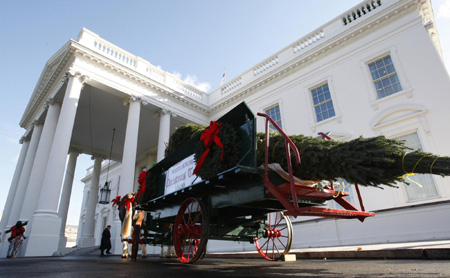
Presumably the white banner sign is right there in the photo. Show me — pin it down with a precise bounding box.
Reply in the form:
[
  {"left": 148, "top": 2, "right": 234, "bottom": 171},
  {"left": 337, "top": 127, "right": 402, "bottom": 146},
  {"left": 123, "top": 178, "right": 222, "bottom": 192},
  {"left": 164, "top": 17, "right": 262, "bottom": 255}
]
[{"left": 164, "top": 154, "right": 202, "bottom": 195}]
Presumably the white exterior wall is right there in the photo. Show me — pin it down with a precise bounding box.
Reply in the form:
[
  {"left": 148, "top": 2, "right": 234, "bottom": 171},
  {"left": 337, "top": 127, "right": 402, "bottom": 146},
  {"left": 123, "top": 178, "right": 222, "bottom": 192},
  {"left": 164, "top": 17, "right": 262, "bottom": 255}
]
[{"left": 204, "top": 0, "right": 450, "bottom": 251}]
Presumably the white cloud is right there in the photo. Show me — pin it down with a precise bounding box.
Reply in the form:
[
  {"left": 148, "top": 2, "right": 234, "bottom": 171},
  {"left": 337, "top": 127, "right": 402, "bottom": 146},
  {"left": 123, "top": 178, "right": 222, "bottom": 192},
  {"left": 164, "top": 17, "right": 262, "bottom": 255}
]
[
  {"left": 172, "top": 71, "right": 211, "bottom": 92},
  {"left": 438, "top": 0, "right": 450, "bottom": 19}
]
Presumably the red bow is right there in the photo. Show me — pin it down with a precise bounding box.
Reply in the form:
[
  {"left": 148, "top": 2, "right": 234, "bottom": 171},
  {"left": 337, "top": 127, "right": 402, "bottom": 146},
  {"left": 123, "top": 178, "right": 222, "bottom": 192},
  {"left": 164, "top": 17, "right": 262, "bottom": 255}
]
[
  {"left": 137, "top": 170, "right": 147, "bottom": 201},
  {"left": 122, "top": 196, "right": 135, "bottom": 210},
  {"left": 193, "top": 121, "right": 224, "bottom": 175},
  {"left": 111, "top": 196, "right": 121, "bottom": 207}
]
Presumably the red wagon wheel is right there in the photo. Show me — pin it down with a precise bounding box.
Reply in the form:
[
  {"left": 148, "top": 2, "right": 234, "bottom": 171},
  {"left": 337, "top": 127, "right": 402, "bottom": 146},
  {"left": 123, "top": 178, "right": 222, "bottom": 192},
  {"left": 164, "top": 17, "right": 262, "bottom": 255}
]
[
  {"left": 173, "top": 198, "right": 209, "bottom": 264},
  {"left": 254, "top": 211, "right": 293, "bottom": 261}
]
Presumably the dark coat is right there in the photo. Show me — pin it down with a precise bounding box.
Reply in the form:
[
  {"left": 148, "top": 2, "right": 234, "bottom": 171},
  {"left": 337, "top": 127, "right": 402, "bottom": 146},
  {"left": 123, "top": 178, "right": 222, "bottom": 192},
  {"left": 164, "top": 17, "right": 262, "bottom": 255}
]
[{"left": 100, "top": 228, "right": 111, "bottom": 251}]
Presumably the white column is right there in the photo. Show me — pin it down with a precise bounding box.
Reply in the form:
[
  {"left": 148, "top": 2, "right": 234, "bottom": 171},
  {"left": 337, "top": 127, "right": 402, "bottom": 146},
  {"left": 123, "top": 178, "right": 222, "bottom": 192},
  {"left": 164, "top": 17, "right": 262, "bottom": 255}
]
[
  {"left": 156, "top": 109, "right": 171, "bottom": 162},
  {"left": 119, "top": 96, "right": 141, "bottom": 196},
  {"left": 112, "top": 95, "right": 141, "bottom": 254},
  {"left": 0, "top": 138, "right": 29, "bottom": 245},
  {"left": 25, "top": 70, "right": 88, "bottom": 257},
  {"left": 20, "top": 99, "right": 61, "bottom": 221},
  {"left": 57, "top": 150, "right": 79, "bottom": 251},
  {"left": 80, "top": 156, "right": 103, "bottom": 247},
  {"left": 76, "top": 184, "right": 90, "bottom": 247},
  {"left": 8, "top": 122, "right": 43, "bottom": 227},
  {"left": 94, "top": 211, "right": 104, "bottom": 246}
]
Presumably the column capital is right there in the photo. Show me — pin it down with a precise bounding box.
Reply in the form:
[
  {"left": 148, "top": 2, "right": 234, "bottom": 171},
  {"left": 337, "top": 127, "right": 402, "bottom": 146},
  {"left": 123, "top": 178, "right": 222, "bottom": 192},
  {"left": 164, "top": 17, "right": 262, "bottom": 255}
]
[
  {"left": 123, "top": 95, "right": 141, "bottom": 106},
  {"left": 68, "top": 147, "right": 82, "bottom": 156},
  {"left": 32, "top": 119, "right": 45, "bottom": 127},
  {"left": 91, "top": 153, "right": 106, "bottom": 160},
  {"left": 66, "top": 68, "right": 90, "bottom": 87},
  {"left": 19, "top": 136, "right": 29, "bottom": 144},
  {"left": 45, "top": 98, "right": 62, "bottom": 106},
  {"left": 155, "top": 108, "right": 171, "bottom": 117}
]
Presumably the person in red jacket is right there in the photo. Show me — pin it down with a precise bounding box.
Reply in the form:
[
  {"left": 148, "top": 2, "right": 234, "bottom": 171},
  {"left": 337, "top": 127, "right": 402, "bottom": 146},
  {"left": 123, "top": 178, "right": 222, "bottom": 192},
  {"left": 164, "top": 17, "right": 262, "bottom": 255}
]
[{"left": 7, "top": 221, "right": 26, "bottom": 258}]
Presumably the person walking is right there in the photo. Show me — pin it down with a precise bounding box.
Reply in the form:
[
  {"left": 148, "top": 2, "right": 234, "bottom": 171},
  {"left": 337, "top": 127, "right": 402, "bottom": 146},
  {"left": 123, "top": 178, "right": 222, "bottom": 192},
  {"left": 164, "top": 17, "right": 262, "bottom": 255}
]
[
  {"left": 100, "top": 225, "right": 112, "bottom": 256},
  {"left": 6, "top": 221, "right": 27, "bottom": 258}
]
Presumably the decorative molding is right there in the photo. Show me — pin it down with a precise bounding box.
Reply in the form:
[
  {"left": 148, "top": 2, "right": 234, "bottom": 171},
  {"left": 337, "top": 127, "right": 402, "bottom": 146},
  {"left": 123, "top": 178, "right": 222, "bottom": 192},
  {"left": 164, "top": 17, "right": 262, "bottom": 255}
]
[
  {"left": 73, "top": 48, "right": 208, "bottom": 113},
  {"left": 370, "top": 104, "right": 427, "bottom": 130},
  {"left": 20, "top": 42, "right": 74, "bottom": 128}
]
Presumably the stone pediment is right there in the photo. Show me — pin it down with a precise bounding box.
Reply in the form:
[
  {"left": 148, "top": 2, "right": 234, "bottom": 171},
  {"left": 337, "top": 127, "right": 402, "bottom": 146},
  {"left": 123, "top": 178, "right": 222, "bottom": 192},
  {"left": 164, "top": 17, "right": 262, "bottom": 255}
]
[
  {"left": 20, "top": 41, "right": 74, "bottom": 128},
  {"left": 371, "top": 104, "right": 427, "bottom": 130}
]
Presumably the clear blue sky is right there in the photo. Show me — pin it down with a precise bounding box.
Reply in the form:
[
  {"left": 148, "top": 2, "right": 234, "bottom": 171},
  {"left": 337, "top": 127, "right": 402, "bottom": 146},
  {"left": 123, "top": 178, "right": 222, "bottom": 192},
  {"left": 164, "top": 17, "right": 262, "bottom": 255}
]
[{"left": 1, "top": 0, "right": 449, "bottom": 225}]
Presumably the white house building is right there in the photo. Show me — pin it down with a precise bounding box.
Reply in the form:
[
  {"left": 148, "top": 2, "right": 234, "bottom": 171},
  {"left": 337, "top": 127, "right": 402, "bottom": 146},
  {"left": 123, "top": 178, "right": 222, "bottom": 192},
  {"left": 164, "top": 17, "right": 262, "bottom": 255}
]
[{"left": 1, "top": 0, "right": 450, "bottom": 257}]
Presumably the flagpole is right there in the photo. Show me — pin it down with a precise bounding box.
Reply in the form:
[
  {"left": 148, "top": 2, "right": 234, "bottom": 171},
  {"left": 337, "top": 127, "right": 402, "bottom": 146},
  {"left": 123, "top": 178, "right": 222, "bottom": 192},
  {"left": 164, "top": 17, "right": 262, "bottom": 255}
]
[{"left": 220, "top": 67, "right": 226, "bottom": 86}]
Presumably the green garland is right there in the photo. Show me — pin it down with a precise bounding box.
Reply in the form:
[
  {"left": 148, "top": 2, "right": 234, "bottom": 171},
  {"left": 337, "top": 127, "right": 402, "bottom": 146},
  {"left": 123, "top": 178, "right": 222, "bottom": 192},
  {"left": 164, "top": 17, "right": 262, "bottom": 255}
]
[{"left": 165, "top": 124, "right": 206, "bottom": 157}]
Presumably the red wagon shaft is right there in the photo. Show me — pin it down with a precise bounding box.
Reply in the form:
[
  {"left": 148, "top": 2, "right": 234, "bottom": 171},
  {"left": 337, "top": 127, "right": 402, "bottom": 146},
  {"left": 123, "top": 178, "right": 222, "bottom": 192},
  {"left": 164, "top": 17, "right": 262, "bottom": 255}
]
[{"left": 257, "top": 112, "right": 374, "bottom": 221}]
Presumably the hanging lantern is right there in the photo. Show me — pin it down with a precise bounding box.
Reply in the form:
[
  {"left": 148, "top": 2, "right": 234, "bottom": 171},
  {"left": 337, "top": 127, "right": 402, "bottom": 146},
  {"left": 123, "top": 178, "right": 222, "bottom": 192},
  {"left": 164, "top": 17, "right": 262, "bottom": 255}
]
[
  {"left": 99, "top": 181, "right": 111, "bottom": 204},
  {"left": 99, "top": 128, "right": 116, "bottom": 205}
]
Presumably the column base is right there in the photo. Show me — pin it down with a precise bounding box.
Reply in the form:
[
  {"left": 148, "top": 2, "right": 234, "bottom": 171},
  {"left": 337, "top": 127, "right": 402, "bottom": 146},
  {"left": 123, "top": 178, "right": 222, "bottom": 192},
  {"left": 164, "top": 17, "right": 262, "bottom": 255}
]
[
  {"left": 111, "top": 220, "right": 123, "bottom": 255},
  {"left": 0, "top": 242, "right": 8, "bottom": 258},
  {"left": 24, "top": 213, "right": 62, "bottom": 257},
  {"left": 58, "top": 235, "right": 68, "bottom": 251},
  {"left": 79, "top": 236, "right": 95, "bottom": 248}
]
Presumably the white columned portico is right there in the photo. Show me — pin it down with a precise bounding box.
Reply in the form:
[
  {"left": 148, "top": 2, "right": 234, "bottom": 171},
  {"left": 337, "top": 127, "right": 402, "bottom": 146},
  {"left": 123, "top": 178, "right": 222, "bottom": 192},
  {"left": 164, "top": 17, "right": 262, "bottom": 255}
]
[
  {"left": 112, "top": 95, "right": 141, "bottom": 254},
  {"left": 79, "top": 155, "right": 103, "bottom": 247},
  {"left": 20, "top": 99, "right": 62, "bottom": 222},
  {"left": 25, "top": 70, "right": 88, "bottom": 257},
  {"left": 156, "top": 109, "right": 171, "bottom": 162},
  {"left": 57, "top": 150, "right": 79, "bottom": 251},
  {"left": 0, "top": 138, "right": 30, "bottom": 255},
  {"left": 7, "top": 122, "right": 43, "bottom": 227}
]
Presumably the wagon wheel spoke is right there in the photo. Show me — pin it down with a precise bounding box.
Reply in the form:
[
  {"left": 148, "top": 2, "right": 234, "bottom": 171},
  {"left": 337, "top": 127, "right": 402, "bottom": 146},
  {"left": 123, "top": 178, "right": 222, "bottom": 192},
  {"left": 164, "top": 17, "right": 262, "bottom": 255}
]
[{"left": 254, "top": 212, "right": 293, "bottom": 261}]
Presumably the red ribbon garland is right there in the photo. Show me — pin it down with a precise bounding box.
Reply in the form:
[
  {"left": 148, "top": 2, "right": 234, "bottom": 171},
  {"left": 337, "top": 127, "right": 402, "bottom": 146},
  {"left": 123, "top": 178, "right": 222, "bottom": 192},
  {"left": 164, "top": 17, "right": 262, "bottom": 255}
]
[
  {"left": 137, "top": 170, "right": 147, "bottom": 201},
  {"left": 111, "top": 196, "right": 121, "bottom": 207},
  {"left": 193, "top": 121, "right": 224, "bottom": 175},
  {"left": 122, "top": 196, "right": 135, "bottom": 210}
]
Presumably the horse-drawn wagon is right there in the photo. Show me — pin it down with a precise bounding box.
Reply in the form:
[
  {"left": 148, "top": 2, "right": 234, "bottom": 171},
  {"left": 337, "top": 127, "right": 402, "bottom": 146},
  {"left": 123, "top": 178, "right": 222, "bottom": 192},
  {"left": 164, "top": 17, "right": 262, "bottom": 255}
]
[{"left": 132, "top": 102, "right": 374, "bottom": 263}]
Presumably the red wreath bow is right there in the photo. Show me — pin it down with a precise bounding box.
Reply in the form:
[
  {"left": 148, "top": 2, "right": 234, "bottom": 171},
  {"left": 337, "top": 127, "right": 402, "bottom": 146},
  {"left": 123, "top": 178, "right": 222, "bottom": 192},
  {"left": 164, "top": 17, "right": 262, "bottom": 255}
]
[
  {"left": 111, "top": 196, "right": 121, "bottom": 207},
  {"left": 193, "top": 121, "right": 224, "bottom": 175},
  {"left": 122, "top": 196, "right": 135, "bottom": 210},
  {"left": 137, "top": 170, "right": 147, "bottom": 201}
]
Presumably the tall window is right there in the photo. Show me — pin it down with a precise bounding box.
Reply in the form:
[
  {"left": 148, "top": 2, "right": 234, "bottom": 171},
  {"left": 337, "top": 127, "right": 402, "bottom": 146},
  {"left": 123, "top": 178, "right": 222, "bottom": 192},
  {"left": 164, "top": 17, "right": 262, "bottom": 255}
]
[
  {"left": 265, "top": 105, "right": 282, "bottom": 132},
  {"left": 311, "top": 83, "right": 335, "bottom": 122},
  {"left": 395, "top": 132, "right": 438, "bottom": 201},
  {"left": 368, "top": 55, "right": 402, "bottom": 99}
]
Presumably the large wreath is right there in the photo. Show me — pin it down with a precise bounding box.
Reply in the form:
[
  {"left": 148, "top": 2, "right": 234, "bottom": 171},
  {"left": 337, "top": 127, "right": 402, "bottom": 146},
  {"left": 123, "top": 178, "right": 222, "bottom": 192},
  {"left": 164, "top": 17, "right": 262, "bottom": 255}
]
[{"left": 193, "top": 121, "right": 241, "bottom": 180}]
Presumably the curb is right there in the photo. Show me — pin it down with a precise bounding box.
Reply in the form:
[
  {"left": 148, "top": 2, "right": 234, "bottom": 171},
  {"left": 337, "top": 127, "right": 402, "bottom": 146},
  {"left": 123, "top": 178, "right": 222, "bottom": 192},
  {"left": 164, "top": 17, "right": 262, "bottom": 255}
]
[{"left": 208, "top": 248, "right": 450, "bottom": 260}]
